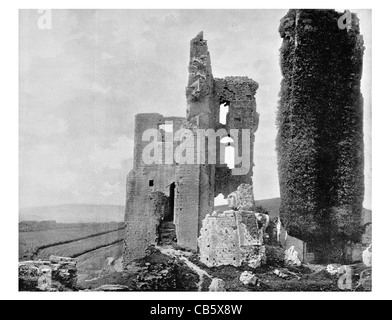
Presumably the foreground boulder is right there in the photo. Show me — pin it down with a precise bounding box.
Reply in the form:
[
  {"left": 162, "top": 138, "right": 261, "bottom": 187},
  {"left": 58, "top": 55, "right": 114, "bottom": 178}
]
[{"left": 240, "top": 271, "right": 258, "bottom": 286}]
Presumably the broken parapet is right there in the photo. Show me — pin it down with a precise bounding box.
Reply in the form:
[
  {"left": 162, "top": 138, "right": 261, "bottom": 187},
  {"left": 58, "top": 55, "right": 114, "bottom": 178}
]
[
  {"left": 186, "top": 31, "right": 214, "bottom": 126},
  {"left": 19, "top": 256, "right": 77, "bottom": 291},
  {"left": 227, "top": 184, "right": 255, "bottom": 211}
]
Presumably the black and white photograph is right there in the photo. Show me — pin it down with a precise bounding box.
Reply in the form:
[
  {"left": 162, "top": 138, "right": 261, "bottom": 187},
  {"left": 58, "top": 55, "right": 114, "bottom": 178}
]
[
  {"left": 0, "top": 0, "right": 389, "bottom": 303},
  {"left": 18, "top": 8, "right": 372, "bottom": 293}
]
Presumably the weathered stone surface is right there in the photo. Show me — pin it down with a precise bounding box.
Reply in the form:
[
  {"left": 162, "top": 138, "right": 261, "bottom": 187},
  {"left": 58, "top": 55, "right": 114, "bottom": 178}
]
[
  {"left": 104, "top": 257, "right": 124, "bottom": 273},
  {"left": 209, "top": 278, "right": 226, "bottom": 292},
  {"left": 362, "top": 244, "right": 372, "bottom": 267},
  {"left": 248, "top": 250, "right": 265, "bottom": 269},
  {"left": 326, "top": 264, "right": 341, "bottom": 276},
  {"left": 273, "top": 269, "right": 289, "bottom": 279},
  {"left": 49, "top": 255, "right": 75, "bottom": 265},
  {"left": 198, "top": 211, "right": 242, "bottom": 267},
  {"left": 240, "top": 271, "right": 257, "bottom": 286},
  {"left": 227, "top": 184, "right": 255, "bottom": 211},
  {"left": 124, "top": 191, "right": 166, "bottom": 263},
  {"left": 37, "top": 267, "right": 52, "bottom": 291},
  {"left": 123, "top": 32, "right": 259, "bottom": 265},
  {"left": 198, "top": 209, "right": 265, "bottom": 268},
  {"left": 19, "top": 256, "right": 77, "bottom": 291},
  {"left": 255, "top": 212, "right": 270, "bottom": 233},
  {"left": 285, "top": 246, "right": 302, "bottom": 267}
]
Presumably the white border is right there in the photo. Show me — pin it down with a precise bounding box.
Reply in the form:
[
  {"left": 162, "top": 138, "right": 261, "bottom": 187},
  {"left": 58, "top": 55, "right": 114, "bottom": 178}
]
[{"left": 1, "top": 0, "right": 390, "bottom": 300}]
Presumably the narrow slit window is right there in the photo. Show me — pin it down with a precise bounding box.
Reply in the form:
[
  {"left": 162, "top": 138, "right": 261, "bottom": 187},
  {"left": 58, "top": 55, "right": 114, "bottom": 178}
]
[
  {"left": 219, "top": 102, "right": 229, "bottom": 125},
  {"left": 220, "top": 137, "right": 235, "bottom": 169}
]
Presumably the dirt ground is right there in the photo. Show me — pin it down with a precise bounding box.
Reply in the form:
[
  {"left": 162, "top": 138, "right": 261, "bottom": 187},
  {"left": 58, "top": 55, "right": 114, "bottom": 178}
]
[{"left": 77, "top": 247, "right": 371, "bottom": 292}]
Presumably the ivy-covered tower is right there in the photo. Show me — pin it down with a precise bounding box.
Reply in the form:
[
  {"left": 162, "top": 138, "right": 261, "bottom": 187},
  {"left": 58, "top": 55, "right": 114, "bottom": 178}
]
[{"left": 277, "top": 9, "right": 365, "bottom": 262}]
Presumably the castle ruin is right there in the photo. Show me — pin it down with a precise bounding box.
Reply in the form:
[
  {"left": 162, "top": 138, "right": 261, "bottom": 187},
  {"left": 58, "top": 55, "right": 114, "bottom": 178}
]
[{"left": 123, "top": 32, "right": 260, "bottom": 265}]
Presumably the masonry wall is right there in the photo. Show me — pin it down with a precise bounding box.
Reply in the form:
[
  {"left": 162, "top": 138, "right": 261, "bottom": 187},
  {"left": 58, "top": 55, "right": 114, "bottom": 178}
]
[
  {"left": 174, "top": 164, "right": 201, "bottom": 250},
  {"left": 198, "top": 211, "right": 242, "bottom": 267},
  {"left": 198, "top": 210, "right": 265, "bottom": 268},
  {"left": 124, "top": 114, "right": 185, "bottom": 263},
  {"left": 173, "top": 32, "right": 217, "bottom": 251},
  {"left": 124, "top": 32, "right": 261, "bottom": 263},
  {"left": 214, "top": 77, "right": 260, "bottom": 197},
  {"left": 186, "top": 32, "right": 215, "bottom": 125}
]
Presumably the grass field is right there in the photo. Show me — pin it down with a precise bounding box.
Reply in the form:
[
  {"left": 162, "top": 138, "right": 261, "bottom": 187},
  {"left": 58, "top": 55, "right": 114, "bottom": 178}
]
[
  {"left": 37, "top": 229, "right": 125, "bottom": 260},
  {"left": 19, "top": 222, "right": 125, "bottom": 261},
  {"left": 76, "top": 242, "right": 124, "bottom": 284}
]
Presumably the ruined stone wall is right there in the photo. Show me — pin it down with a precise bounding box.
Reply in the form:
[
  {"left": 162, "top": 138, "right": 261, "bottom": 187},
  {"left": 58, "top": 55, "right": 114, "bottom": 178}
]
[
  {"left": 174, "top": 164, "right": 202, "bottom": 250},
  {"left": 170, "top": 32, "right": 216, "bottom": 251},
  {"left": 277, "top": 9, "right": 365, "bottom": 262},
  {"left": 124, "top": 191, "right": 168, "bottom": 263},
  {"left": 214, "top": 77, "right": 259, "bottom": 197},
  {"left": 198, "top": 210, "right": 265, "bottom": 268},
  {"left": 186, "top": 32, "right": 215, "bottom": 126},
  {"left": 124, "top": 32, "right": 261, "bottom": 263},
  {"left": 198, "top": 211, "right": 241, "bottom": 267},
  {"left": 124, "top": 114, "right": 185, "bottom": 264}
]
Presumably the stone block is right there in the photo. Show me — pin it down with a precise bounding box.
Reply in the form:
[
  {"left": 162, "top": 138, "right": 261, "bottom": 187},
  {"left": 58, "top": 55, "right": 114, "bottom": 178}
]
[{"left": 209, "top": 278, "right": 226, "bottom": 292}]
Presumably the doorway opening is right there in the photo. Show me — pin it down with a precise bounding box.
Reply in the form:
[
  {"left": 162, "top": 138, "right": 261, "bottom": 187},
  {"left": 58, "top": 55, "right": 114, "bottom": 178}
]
[
  {"left": 166, "top": 182, "right": 176, "bottom": 222},
  {"left": 159, "top": 182, "right": 177, "bottom": 246}
]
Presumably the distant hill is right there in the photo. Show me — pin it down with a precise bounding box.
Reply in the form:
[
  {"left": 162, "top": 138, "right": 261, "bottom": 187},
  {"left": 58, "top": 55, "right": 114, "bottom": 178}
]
[
  {"left": 19, "top": 204, "right": 126, "bottom": 223},
  {"left": 215, "top": 197, "right": 371, "bottom": 224}
]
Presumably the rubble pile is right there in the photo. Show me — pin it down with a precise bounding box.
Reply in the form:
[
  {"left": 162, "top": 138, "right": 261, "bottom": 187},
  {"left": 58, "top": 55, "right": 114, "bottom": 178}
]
[
  {"left": 19, "top": 256, "right": 78, "bottom": 291},
  {"left": 198, "top": 184, "right": 306, "bottom": 269},
  {"left": 130, "top": 247, "right": 199, "bottom": 291},
  {"left": 198, "top": 185, "right": 268, "bottom": 268}
]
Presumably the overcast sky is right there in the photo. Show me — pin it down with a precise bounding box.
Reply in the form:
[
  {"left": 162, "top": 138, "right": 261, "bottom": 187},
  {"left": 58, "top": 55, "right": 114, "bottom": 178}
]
[{"left": 19, "top": 9, "right": 372, "bottom": 209}]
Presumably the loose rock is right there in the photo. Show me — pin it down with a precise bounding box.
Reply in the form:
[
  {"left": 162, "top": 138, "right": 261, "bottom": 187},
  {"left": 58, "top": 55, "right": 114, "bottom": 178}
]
[
  {"left": 285, "top": 246, "right": 302, "bottom": 267},
  {"left": 240, "top": 271, "right": 258, "bottom": 286},
  {"left": 362, "top": 244, "right": 372, "bottom": 267},
  {"left": 209, "top": 278, "right": 226, "bottom": 292}
]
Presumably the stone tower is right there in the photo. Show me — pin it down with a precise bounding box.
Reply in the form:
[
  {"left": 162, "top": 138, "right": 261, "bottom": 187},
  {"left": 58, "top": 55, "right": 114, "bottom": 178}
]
[
  {"left": 277, "top": 9, "right": 365, "bottom": 262},
  {"left": 123, "top": 32, "right": 259, "bottom": 265}
]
